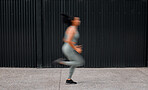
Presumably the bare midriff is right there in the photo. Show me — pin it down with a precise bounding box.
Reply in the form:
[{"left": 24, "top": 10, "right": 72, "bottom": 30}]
[{"left": 63, "top": 38, "right": 76, "bottom": 45}]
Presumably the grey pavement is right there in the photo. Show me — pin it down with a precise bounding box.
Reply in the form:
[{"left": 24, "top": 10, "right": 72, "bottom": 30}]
[{"left": 0, "top": 68, "right": 148, "bottom": 90}]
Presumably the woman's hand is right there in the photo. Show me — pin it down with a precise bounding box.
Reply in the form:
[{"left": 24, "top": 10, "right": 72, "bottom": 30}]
[
  {"left": 75, "top": 45, "right": 82, "bottom": 48},
  {"left": 75, "top": 45, "right": 82, "bottom": 54}
]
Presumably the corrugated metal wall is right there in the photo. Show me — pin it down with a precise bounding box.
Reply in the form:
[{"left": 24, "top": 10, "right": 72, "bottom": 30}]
[
  {"left": 42, "top": 0, "right": 147, "bottom": 68},
  {"left": 0, "top": 0, "right": 147, "bottom": 68},
  {"left": 0, "top": 0, "right": 37, "bottom": 67}
]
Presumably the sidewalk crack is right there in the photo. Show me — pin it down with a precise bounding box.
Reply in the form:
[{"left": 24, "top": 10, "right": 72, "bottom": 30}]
[
  {"left": 138, "top": 69, "right": 148, "bottom": 77},
  {"left": 59, "top": 68, "right": 62, "bottom": 90}
]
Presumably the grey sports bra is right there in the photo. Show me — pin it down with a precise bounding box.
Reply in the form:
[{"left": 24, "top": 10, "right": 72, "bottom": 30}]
[{"left": 64, "top": 26, "right": 80, "bottom": 43}]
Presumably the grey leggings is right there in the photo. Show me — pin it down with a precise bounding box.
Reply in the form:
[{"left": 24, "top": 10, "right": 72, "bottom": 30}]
[{"left": 62, "top": 43, "right": 85, "bottom": 79}]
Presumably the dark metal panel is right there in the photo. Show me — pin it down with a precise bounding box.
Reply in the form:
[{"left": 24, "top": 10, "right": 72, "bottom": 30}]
[
  {"left": 145, "top": 0, "right": 148, "bottom": 67},
  {"left": 100, "top": 0, "right": 147, "bottom": 67},
  {"left": 36, "top": 0, "right": 42, "bottom": 68},
  {"left": 0, "top": 0, "right": 147, "bottom": 68},
  {"left": 42, "top": 0, "right": 147, "bottom": 68},
  {"left": 0, "top": 0, "right": 37, "bottom": 67},
  {"left": 42, "top": 0, "right": 64, "bottom": 67}
]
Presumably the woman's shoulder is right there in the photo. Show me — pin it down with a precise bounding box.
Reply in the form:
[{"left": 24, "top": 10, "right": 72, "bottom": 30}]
[
  {"left": 66, "top": 26, "right": 76, "bottom": 34},
  {"left": 66, "top": 26, "right": 76, "bottom": 33},
  {"left": 67, "top": 26, "right": 76, "bottom": 29}
]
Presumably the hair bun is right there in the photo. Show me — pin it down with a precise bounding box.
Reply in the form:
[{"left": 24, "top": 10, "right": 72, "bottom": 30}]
[
  {"left": 60, "top": 13, "right": 71, "bottom": 26},
  {"left": 60, "top": 14, "right": 69, "bottom": 18}
]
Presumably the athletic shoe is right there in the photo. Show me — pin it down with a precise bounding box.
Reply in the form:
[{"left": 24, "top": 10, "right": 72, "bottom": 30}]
[
  {"left": 66, "top": 79, "right": 77, "bottom": 84},
  {"left": 52, "top": 58, "right": 66, "bottom": 65}
]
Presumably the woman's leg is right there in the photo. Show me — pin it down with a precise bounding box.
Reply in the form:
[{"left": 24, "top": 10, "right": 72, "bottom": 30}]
[
  {"left": 60, "top": 51, "right": 85, "bottom": 67},
  {"left": 68, "top": 65, "right": 77, "bottom": 79},
  {"left": 60, "top": 60, "right": 80, "bottom": 66}
]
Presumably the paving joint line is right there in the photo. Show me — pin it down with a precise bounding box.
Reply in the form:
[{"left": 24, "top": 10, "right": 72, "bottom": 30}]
[{"left": 59, "top": 68, "right": 62, "bottom": 90}]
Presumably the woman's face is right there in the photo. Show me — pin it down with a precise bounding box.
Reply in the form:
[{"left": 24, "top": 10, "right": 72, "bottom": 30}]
[{"left": 71, "top": 17, "right": 81, "bottom": 26}]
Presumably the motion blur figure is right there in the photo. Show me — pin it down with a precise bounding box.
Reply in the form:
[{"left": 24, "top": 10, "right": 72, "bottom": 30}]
[{"left": 53, "top": 14, "right": 85, "bottom": 84}]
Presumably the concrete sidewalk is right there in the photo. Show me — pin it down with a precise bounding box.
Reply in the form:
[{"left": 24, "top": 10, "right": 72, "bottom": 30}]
[{"left": 0, "top": 68, "right": 148, "bottom": 90}]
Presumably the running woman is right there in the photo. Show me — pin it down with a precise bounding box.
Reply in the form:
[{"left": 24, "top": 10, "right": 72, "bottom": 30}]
[{"left": 53, "top": 14, "right": 85, "bottom": 84}]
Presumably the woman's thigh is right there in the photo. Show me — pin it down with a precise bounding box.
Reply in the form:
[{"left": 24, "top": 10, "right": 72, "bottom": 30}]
[{"left": 68, "top": 50, "right": 85, "bottom": 65}]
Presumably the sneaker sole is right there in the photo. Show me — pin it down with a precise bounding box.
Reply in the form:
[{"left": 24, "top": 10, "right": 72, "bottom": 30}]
[{"left": 65, "top": 83, "right": 77, "bottom": 85}]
